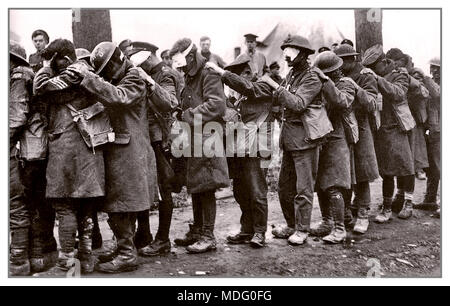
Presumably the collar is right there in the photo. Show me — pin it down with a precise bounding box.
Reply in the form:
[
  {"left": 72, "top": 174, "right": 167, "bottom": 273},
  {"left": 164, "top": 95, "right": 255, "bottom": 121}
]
[{"left": 149, "top": 61, "right": 166, "bottom": 76}]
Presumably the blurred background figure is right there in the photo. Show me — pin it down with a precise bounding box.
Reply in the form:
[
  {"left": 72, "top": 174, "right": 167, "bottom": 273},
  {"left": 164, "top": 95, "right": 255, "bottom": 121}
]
[{"left": 29, "top": 29, "right": 49, "bottom": 72}]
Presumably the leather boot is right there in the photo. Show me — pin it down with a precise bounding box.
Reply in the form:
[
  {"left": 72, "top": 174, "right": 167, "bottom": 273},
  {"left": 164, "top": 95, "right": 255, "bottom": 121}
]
[
  {"left": 272, "top": 225, "right": 295, "bottom": 239},
  {"left": 250, "top": 233, "right": 266, "bottom": 248},
  {"left": 186, "top": 230, "right": 217, "bottom": 254},
  {"left": 96, "top": 214, "right": 138, "bottom": 273},
  {"left": 227, "top": 232, "right": 253, "bottom": 244},
  {"left": 375, "top": 198, "right": 393, "bottom": 224},
  {"left": 287, "top": 230, "right": 308, "bottom": 245},
  {"left": 398, "top": 199, "right": 413, "bottom": 219},
  {"left": 323, "top": 192, "right": 346, "bottom": 244},
  {"left": 353, "top": 207, "right": 370, "bottom": 234},
  {"left": 10, "top": 228, "right": 30, "bottom": 276},
  {"left": 138, "top": 239, "right": 171, "bottom": 257},
  {"left": 174, "top": 224, "right": 202, "bottom": 246},
  {"left": 56, "top": 251, "right": 76, "bottom": 271}
]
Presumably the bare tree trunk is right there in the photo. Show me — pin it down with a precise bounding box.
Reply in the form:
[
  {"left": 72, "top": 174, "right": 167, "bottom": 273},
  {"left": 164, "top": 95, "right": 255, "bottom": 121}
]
[
  {"left": 72, "top": 9, "right": 112, "bottom": 51},
  {"left": 354, "top": 9, "right": 383, "bottom": 55}
]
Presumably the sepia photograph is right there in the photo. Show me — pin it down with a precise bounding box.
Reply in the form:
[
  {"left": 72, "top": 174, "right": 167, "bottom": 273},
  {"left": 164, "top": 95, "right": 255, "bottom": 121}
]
[{"left": 7, "top": 4, "right": 442, "bottom": 284}]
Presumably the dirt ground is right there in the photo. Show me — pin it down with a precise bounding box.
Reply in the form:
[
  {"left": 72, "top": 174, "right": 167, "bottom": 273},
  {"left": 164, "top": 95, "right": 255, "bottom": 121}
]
[{"left": 39, "top": 176, "right": 439, "bottom": 278}]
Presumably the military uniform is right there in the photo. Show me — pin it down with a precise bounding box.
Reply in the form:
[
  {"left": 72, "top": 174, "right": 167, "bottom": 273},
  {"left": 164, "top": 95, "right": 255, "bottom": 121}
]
[
  {"left": 34, "top": 61, "right": 106, "bottom": 273},
  {"left": 29, "top": 52, "right": 44, "bottom": 73},
  {"left": 221, "top": 64, "right": 274, "bottom": 242}
]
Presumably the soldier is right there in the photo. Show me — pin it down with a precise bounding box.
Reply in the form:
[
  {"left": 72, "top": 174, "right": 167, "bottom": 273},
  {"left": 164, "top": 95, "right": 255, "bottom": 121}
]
[
  {"left": 361, "top": 44, "right": 415, "bottom": 222},
  {"left": 170, "top": 38, "right": 229, "bottom": 253},
  {"left": 318, "top": 46, "right": 331, "bottom": 53},
  {"left": 269, "top": 35, "right": 325, "bottom": 245},
  {"left": 9, "top": 41, "right": 34, "bottom": 276},
  {"left": 119, "top": 39, "right": 133, "bottom": 58},
  {"left": 334, "top": 44, "right": 379, "bottom": 235},
  {"left": 340, "top": 39, "right": 354, "bottom": 47},
  {"left": 29, "top": 29, "right": 49, "bottom": 72},
  {"left": 311, "top": 51, "right": 365, "bottom": 243},
  {"left": 199, "top": 36, "right": 227, "bottom": 68},
  {"left": 206, "top": 55, "right": 274, "bottom": 248},
  {"left": 33, "top": 39, "right": 105, "bottom": 274},
  {"left": 414, "top": 58, "right": 440, "bottom": 218},
  {"left": 268, "top": 61, "right": 284, "bottom": 85},
  {"left": 386, "top": 49, "right": 430, "bottom": 213},
  {"left": 68, "top": 41, "right": 157, "bottom": 273},
  {"left": 129, "top": 41, "right": 181, "bottom": 256},
  {"left": 235, "top": 33, "right": 267, "bottom": 77}
]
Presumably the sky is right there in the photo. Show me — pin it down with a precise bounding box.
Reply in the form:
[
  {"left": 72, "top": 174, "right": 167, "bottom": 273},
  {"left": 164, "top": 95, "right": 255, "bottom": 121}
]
[{"left": 9, "top": 9, "right": 440, "bottom": 75}]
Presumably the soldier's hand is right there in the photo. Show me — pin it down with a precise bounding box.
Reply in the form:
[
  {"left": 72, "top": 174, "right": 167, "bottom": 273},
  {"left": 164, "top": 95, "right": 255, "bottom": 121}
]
[
  {"left": 66, "top": 61, "right": 91, "bottom": 78},
  {"left": 136, "top": 67, "right": 156, "bottom": 86},
  {"left": 360, "top": 67, "right": 378, "bottom": 79},
  {"left": 315, "top": 69, "right": 330, "bottom": 82},
  {"left": 43, "top": 52, "right": 58, "bottom": 68},
  {"left": 205, "top": 62, "right": 225, "bottom": 75},
  {"left": 260, "top": 75, "right": 280, "bottom": 90}
]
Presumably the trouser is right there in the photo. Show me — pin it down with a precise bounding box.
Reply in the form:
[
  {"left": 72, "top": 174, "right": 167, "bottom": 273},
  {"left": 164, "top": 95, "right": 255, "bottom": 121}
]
[
  {"left": 232, "top": 157, "right": 268, "bottom": 234},
  {"left": 343, "top": 181, "right": 371, "bottom": 213},
  {"left": 19, "top": 159, "right": 56, "bottom": 257},
  {"left": 317, "top": 187, "right": 345, "bottom": 228},
  {"left": 382, "top": 175, "right": 415, "bottom": 208},
  {"left": 156, "top": 181, "right": 174, "bottom": 241},
  {"left": 425, "top": 131, "right": 440, "bottom": 203},
  {"left": 107, "top": 212, "right": 138, "bottom": 260},
  {"left": 52, "top": 198, "right": 95, "bottom": 255},
  {"left": 278, "top": 147, "right": 319, "bottom": 232},
  {"left": 191, "top": 190, "right": 217, "bottom": 238}
]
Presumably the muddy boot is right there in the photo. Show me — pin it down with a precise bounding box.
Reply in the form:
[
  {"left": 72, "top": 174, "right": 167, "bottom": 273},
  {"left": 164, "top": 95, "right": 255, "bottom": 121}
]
[
  {"left": 97, "top": 246, "right": 118, "bottom": 263},
  {"left": 323, "top": 191, "right": 346, "bottom": 244},
  {"left": 287, "top": 230, "right": 308, "bottom": 245},
  {"left": 174, "top": 224, "right": 202, "bottom": 246},
  {"left": 413, "top": 195, "right": 439, "bottom": 211},
  {"left": 398, "top": 200, "right": 413, "bottom": 219},
  {"left": 375, "top": 198, "right": 393, "bottom": 224},
  {"left": 226, "top": 232, "right": 253, "bottom": 244},
  {"left": 56, "top": 251, "right": 76, "bottom": 272},
  {"left": 353, "top": 207, "right": 369, "bottom": 234},
  {"left": 250, "top": 233, "right": 266, "bottom": 248},
  {"left": 272, "top": 225, "right": 295, "bottom": 239},
  {"left": 10, "top": 228, "right": 30, "bottom": 276},
  {"left": 392, "top": 193, "right": 405, "bottom": 214},
  {"left": 30, "top": 225, "right": 57, "bottom": 273},
  {"left": 186, "top": 230, "right": 217, "bottom": 254},
  {"left": 138, "top": 239, "right": 171, "bottom": 257},
  {"left": 416, "top": 170, "right": 426, "bottom": 180},
  {"left": 310, "top": 218, "right": 333, "bottom": 237}
]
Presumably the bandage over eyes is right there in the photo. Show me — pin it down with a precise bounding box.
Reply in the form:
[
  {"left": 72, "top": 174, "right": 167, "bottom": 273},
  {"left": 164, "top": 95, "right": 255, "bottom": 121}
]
[
  {"left": 172, "top": 42, "right": 194, "bottom": 69},
  {"left": 283, "top": 47, "right": 300, "bottom": 61},
  {"left": 130, "top": 51, "right": 151, "bottom": 67}
]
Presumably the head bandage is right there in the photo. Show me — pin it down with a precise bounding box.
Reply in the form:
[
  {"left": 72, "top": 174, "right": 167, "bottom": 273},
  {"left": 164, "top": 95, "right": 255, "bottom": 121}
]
[
  {"left": 283, "top": 47, "right": 300, "bottom": 61},
  {"left": 172, "top": 42, "right": 194, "bottom": 69},
  {"left": 130, "top": 51, "right": 151, "bottom": 67}
]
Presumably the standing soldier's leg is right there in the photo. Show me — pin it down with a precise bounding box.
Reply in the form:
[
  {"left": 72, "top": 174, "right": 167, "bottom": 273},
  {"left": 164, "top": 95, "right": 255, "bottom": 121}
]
[
  {"left": 97, "top": 212, "right": 138, "bottom": 273},
  {"left": 392, "top": 176, "right": 404, "bottom": 214},
  {"left": 134, "top": 210, "right": 153, "bottom": 251},
  {"left": 342, "top": 188, "right": 355, "bottom": 229},
  {"left": 10, "top": 155, "right": 30, "bottom": 276},
  {"left": 310, "top": 189, "right": 333, "bottom": 237},
  {"left": 77, "top": 199, "right": 95, "bottom": 274},
  {"left": 273, "top": 151, "right": 296, "bottom": 238},
  {"left": 53, "top": 199, "right": 78, "bottom": 272},
  {"left": 246, "top": 157, "right": 268, "bottom": 248},
  {"left": 323, "top": 187, "right": 346, "bottom": 244},
  {"left": 375, "top": 176, "right": 394, "bottom": 223},
  {"left": 174, "top": 193, "right": 203, "bottom": 247},
  {"left": 92, "top": 210, "right": 102, "bottom": 250},
  {"left": 398, "top": 175, "right": 415, "bottom": 219},
  {"left": 288, "top": 147, "right": 319, "bottom": 245},
  {"left": 353, "top": 181, "right": 371, "bottom": 234},
  {"left": 187, "top": 191, "right": 217, "bottom": 253}
]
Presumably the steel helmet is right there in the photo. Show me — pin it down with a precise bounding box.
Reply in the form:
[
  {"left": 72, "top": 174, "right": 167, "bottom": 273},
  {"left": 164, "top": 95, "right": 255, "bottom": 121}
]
[
  {"left": 10, "top": 41, "right": 29, "bottom": 66},
  {"left": 314, "top": 51, "right": 343, "bottom": 73},
  {"left": 75, "top": 48, "right": 91, "bottom": 61},
  {"left": 334, "top": 44, "right": 359, "bottom": 58},
  {"left": 280, "top": 34, "right": 315, "bottom": 55},
  {"left": 90, "top": 42, "right": 123, "bottom": 74},
  {"left": 429, "top": 57, "right": 440, "bottom": 67}
]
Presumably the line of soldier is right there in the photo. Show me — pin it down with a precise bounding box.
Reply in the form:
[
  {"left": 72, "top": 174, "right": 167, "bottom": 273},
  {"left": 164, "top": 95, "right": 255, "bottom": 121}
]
[{"left": 9, "top": 30, "right": 440, "bottom": 276}]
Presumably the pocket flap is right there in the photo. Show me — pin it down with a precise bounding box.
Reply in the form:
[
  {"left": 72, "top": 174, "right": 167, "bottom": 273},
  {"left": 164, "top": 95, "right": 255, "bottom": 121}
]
[
  {"left": 82, "top": 102, "right": 105, "bottom": 120},
  {"left": 114, "top": 133, "right": 130, "bottom": 144}
]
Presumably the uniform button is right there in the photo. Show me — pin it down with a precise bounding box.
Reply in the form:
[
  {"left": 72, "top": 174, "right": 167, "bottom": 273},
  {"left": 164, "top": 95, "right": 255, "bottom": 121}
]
[
  {"left": 237, "top": 109, "right": 241, "bottom": 112},
  {"left": 283, "top": 107, "right": 287, "bottom": 111}
]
